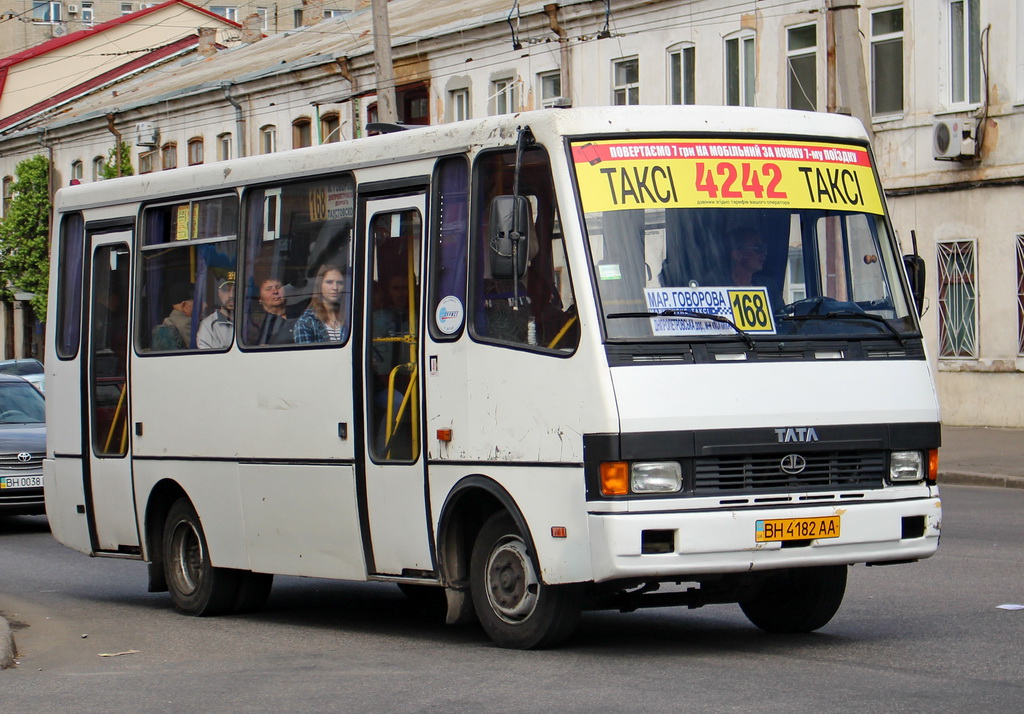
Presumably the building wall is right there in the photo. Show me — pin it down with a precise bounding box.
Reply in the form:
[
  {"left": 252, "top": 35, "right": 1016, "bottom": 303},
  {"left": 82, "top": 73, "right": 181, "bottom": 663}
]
[{"left": 2, "top": 0, "right": 1022, "bottom": 425}]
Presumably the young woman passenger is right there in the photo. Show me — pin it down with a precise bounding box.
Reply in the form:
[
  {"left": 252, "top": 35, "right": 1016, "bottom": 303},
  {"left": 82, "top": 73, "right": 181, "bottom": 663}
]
[{"left": 294, "top": 263, "right": 348, "bottom": 343}]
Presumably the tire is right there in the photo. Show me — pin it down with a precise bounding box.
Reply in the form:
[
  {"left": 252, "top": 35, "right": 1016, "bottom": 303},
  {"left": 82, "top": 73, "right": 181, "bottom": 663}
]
[
  {"left": 162, "top": 498, "right": 240, "bottom": 616},
  {"left": 739, "top": 565, "right": 848, "bottom": 633},
  {"left": 470, "top": 512, "right": 582, "bottom": 649},
  {"left": 233, "top": 572, "right": 274, "bottom": 614}
]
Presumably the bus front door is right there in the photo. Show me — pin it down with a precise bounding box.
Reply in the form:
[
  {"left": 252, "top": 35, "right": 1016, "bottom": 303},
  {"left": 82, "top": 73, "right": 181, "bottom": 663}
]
[
  {"left": 83, "top": 232, "right": 140, "bottom": 554},
  {"left": 361, "top": 194, "right": 434, "bottom": 576}
]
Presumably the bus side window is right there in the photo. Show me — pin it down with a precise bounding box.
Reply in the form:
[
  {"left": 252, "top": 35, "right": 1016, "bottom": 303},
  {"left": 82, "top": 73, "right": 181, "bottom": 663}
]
[
  {"left": 137, "top": 196, "right": 238, "bottom": 353},
  {"left": 470, "top": 147, "right": 579, "bottom": 352},
  {"left": 239, "top": 176, "right": 355, "bottom": 349}
]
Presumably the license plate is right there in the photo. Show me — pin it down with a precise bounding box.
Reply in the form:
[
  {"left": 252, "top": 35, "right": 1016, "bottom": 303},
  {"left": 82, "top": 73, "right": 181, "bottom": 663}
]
[
  {"left": 756, "top": 515, "right": 840, "bottom": 542},
  {"left": 0, "top": 475, "right": 43, "bottom": 490}
]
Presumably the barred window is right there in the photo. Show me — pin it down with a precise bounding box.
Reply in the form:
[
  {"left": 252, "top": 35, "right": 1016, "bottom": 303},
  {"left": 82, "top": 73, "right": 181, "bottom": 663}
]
[
  {"left": 1017, "top": 235, "right": 1024, "bottom": 356},
  {"left": 937, "top": 240, "right": 977, "bottom": 358}
]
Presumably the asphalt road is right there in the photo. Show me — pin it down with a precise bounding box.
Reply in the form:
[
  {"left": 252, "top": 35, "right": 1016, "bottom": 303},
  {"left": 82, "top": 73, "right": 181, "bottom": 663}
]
[{"left": 1, "top": 484, "right": 1022, "bottom": 712}]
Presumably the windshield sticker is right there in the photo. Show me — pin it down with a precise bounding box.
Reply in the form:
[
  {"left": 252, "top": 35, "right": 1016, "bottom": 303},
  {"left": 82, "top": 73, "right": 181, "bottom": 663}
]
[
  {"left": 572, "top": 139, "right": 883, "bottom": 215},
  {"left": 598, "top": 263, "right": 623, "bottom": 280},
  {"left": 643, "top": 286, "right": 776, "bottom": 335}
]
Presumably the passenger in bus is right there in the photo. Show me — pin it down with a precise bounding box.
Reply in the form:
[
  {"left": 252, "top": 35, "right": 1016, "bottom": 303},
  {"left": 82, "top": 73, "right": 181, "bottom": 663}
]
[
  {"left": 247, "top": 275, "right": 295, "bottom": 345},
  {"left": 294, "top": 263, "right": 347, "bottom": 343},
  {"left": 153, "top": 282, "right": 194, "bottom": 349},
  {"left": 196, "top": 278, "right": 235, "bottom": 349}
]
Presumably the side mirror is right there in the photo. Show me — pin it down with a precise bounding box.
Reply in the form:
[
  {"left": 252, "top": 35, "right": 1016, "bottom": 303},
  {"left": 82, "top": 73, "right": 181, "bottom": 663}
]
[
  {"left": 903, "top": 254, "right": 926, "bottom": 316},
  {"left": 489, "top": 195, "right": 530, "bottom": 280}
]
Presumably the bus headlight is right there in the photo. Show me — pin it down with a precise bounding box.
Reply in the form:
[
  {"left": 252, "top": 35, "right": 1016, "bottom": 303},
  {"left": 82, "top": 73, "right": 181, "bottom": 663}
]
[
  {"left": 889, "top": 450, "right": 924, "bottom": 483},
  {"left": 631, "top": 462, "right": 683, "bottom": 493}
]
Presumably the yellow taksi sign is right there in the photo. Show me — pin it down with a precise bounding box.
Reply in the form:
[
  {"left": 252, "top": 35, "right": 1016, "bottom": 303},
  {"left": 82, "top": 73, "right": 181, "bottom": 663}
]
[{"left": 571, "top": 138, "right": 883, "bottom": 215}]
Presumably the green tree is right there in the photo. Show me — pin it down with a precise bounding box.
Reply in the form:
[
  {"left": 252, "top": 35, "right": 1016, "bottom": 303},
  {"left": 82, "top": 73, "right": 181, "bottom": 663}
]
[
  {"left": 0, "top": 154, "right": 51, "bottom": 316},
  {"left": 100, "top": 141, "right": 134, "bottom": 179}
]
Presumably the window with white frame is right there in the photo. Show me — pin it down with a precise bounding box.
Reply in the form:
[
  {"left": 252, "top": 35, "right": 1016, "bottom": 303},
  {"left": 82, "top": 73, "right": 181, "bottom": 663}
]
[
  {"left": 613, "top": 57, "right": 639, "bottom": 105},
  {"left": 725, "top": 32, "right": 756, "bottom": 106},
  {"left": 949, "top": 0, "right": 981, "bottom": 105},
  {"left": 871, "top": 7, "right": 904, "bottom": 115},
  {"left": 217, "top": 133, "right": 232, "bottom": 161},
  {"left": 668, "top": 43, "right": 695, "bottom": 105},
  {"left": 210, "top": 5, "right": 238, "bottom": 22},
  {"left": 92, "top": 155, "right": 105, "bottom": 181},
  {"left": 70, "top": 160, "right": 83, "bottom": 183},
  {"left": 31, "top": 1, "right": 62, "bottom": 22},
  {"left": 260, "top": 125, "right": 277, "bottom": 154},
  {"left": 121, "top": 3, "right": 133, "bottom": 15},
  {"left": 324, "top": 9, "right": 350, "bottom": 19},
  {"left": 538, "top": 71, "right": 562, "bottom": 108},
  {"left": 449, "top": 88, "right": 470, "bottom": 121},
  {"left": 937, "top": 240, "right": 977, "bottom": 358},
  {"left": 787, "top": 24, "right": 817, "bottom": 111},
  {"left": 1017, "top": 235, "right": 1024, "bottom": 355},
  {"left": 81, "top": 2, "right": 94, "bottom": 25},
  {"left": 256, "top": 7, "right": 269, "bottom": 30},
  {"left": 492, "top": 78, "right": 518, "bottom": 115}
]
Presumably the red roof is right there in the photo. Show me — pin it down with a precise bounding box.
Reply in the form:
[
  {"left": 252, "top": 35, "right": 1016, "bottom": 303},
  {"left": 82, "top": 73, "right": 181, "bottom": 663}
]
[
  {"left": 0, "top": 1, "right": 239, "bottom": 71},
  {"left": 0, "top": 0, "right": 241, "bottom": 132}
]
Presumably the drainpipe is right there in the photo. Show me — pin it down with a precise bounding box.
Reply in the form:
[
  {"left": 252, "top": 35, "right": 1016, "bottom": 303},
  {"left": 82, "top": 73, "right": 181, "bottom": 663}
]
[
  {"left": 106, "top": 113, "right": 123, "bottom": 178},
  {"left": 222, "top": 83, "right": 247, "bottom": 158},
  {"left": 544, "top": 3, "right": 571, "bottom": 106}
]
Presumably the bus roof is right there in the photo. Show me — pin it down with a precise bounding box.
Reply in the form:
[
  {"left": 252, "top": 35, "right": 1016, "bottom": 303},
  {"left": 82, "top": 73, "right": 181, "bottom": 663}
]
[{"left": 53, "top": 105, "right": 871, "bottom": 212}]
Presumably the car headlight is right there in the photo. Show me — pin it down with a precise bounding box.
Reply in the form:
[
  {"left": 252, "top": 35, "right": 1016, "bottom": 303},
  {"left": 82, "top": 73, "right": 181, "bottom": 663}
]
[
  {"left": 631, "top": 462, "right": 683, "bottom": 493},
  {"left": 889, "top": 450, "right": 924, "bottom": 483}
]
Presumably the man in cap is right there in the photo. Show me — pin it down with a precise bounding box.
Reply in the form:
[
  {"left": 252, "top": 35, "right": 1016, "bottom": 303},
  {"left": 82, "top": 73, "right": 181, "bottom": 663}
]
[
  {"left": 196, "top": 276, "right": 236, "bottom": 349},
  {"left": 156, "top": 282, "right": 194, "bottom": 348}
]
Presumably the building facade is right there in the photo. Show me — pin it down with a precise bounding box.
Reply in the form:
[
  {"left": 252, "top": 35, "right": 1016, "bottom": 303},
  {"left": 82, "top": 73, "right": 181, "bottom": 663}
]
[{"left": 1, "top": 0, "right": 1022, "bottom": 426}]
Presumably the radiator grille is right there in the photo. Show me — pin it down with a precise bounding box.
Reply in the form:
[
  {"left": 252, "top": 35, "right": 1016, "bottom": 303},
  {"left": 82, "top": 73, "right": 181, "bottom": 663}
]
[
  {"left": 694, "top": 451, "right": 885, "bottom": 494},
  {"left": 0, "top": 452, "right": 44, "bottom": 471}
]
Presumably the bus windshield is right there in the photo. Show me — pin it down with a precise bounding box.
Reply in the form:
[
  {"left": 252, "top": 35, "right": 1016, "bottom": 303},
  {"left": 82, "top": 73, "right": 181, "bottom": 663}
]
[{"left": 571, "top": 136, "right": 916, "bottom": 342}]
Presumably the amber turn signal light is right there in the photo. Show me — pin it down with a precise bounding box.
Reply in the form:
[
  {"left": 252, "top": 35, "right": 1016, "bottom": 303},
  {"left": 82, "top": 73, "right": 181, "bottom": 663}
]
[{"left": 600, "top": 461, "right": 629, "bottom": 496}]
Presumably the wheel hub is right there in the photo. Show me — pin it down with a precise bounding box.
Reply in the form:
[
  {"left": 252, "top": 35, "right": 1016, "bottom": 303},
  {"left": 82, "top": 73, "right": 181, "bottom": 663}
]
[{"left": 485, "top": 537, "right": 539, "bottom": 624}]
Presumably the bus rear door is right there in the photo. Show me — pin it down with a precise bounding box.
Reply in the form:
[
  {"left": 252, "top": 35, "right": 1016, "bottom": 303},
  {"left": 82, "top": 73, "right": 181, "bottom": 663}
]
[{"left": 83, "top": 229, "right": 140, "bottom": 553}]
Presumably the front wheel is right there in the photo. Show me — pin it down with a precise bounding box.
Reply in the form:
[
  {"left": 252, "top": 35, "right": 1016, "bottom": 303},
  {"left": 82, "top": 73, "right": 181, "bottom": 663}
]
[
  {"left": 162, "top": 498, "right": 240, "bottom": 616},
  {"left": 739, "top": 565, "right": 848, "bottom": 633},
  {"left": 470, "top": 512, "right": 582, "bottom": 649}
]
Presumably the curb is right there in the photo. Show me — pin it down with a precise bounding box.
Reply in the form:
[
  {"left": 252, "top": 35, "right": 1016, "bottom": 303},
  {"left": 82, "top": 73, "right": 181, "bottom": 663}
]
[
  {"left": 939, "top": 471, "right": 1024, "bottom": 489},
  {"left": 0, "top": 616, "right": 15, "bottom": 669}
]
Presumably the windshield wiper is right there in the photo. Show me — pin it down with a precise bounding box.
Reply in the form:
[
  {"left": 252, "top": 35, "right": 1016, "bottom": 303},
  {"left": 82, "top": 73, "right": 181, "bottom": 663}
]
[
  {"left": 781, "top": 309, "right": 905, "bottom": 346},
  {"left": 607, "top": 309, "right": 755, "bottom": 349}
]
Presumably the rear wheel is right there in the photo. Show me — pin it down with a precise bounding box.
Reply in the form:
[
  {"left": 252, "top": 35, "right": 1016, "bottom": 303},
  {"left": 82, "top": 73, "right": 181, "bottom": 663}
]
[
  {"left": 162, "top": 498, "right": 240, "bottom": 616},
  {"left": 739, "top": 565, "right": 848, "bottom": 633},
  {"left": 470, "top": 512, "right": 582, "bottom": 649}
]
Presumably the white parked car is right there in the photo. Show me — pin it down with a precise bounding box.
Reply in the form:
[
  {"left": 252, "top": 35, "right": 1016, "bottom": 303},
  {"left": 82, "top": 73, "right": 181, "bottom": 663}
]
[{"left": 0, "top": 359, "right": 44, "bottom": 393}]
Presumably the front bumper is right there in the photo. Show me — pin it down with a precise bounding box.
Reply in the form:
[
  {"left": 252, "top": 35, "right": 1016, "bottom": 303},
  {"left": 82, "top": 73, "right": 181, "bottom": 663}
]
[{"left": 587, "top": 496, "right": 941, "bottom": 583}]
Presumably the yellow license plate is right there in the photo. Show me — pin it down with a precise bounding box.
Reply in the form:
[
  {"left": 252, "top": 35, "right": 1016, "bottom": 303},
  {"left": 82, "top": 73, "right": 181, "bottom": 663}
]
[{"left": 756, "top": 515, "right": 840, "bottom": 542}]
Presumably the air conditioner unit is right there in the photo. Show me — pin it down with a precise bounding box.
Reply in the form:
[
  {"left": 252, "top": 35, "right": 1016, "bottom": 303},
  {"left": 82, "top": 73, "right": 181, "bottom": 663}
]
[
  {"left": 136, "top": 122, "right": 159, "bottom": 147},
  {"left": 68, "top": 4, "right": 79, "bottom": 13},
  {"left": 933, "top": 118, "right": 977, "bottom": 161}
]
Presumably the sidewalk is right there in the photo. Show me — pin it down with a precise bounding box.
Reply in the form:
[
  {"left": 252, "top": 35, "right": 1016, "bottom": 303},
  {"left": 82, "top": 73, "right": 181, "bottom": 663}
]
[{"left": 939, "top": 425, "right": 1024, "bottom": 489}]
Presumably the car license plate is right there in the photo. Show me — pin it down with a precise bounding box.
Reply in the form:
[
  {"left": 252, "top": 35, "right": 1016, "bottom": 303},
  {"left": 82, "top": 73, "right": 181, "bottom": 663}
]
[
  {"left": 0, "top": 475, "right": 43, "bottom": 489},
  {"left": 756, "top": 515, "right": 840, "bottom": 542}
]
